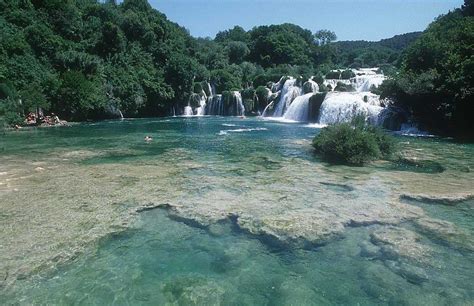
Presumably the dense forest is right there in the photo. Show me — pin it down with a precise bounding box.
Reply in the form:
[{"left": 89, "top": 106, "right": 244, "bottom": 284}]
[
  {"left": 0, "top": 0, "right": 472, "bottom": 137},
  {"left": 333, "top": 32, "right": 422, "bottom": 71},
  {"left": 378, "top": 0, "right": 473, "bottom": 136}
]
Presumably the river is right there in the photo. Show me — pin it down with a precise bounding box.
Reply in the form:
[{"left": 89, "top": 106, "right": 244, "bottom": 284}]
[{"left": 1, "top": 117, "right": 473, "bottom": 305}]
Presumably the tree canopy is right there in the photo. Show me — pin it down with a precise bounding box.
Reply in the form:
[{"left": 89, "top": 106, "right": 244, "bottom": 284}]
[
  {"left": 379, "top": 1, "right": 474, "bottom": 136},
  {"left": 2, "top": 0, "right": 469, "bottom": 138}
]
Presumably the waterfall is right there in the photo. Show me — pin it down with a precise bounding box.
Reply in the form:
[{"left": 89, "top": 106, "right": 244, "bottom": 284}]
[
  {"left": 318, "top": 92, "right": 383, "bottom": 125},
  {"left": 233, "top": 91, "right": 245, "bottom": 116},
  {"left": 195, "top": 96, "right": 207, "bottom": 116},
  {"left": 282, "top": 93, "right": 313, "bottom": 121},
  {"left": 356, "top": 75, "right": 385, "bottom": 92},
  {"left": 303, "top": 80, "right": 319, "bottom": 93},
  {"left": 271, "top": 78, "right": 301, "bottom": 117},
  {"left": 175, "top": 68, "right": 391, "bottom": 125},
  {"left": 206, "top": 95, "right": 223, "bottom": 116},
  {"left": 205, "top": 92, "right": 244, "bottom": 116},
  {"left": 323, "top": 68, "right": 385, "bottom": 93},
  {"left": 184, "top": 106, "right": 193, "bottom": 116}
]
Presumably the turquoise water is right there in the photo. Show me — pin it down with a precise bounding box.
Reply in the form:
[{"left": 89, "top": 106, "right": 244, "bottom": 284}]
[{"left": 1, "top": 117, "right": 473, "bottom": 305}]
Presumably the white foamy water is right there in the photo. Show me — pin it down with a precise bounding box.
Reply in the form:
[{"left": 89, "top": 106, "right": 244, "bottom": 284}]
[
  {"left": 318, "top": 92, "right": 383, "bottom": 125},
  {"left": 184, "top": 106, "right": 193, "bottom": 116},
  {"left": 269, "top": 78, "right": 301, "bottom": 117},
  {"left": 305, "top": 123, "right": 328, "bottom": 128},
  {"left": 218, "top": 127, "right": 268, "bottom": 135},
  {"left": 195, "top": 96, "right": 207, "bottom": 116},
  {"left": 395, "top": 124, "right": 436, "bottom": 137}
]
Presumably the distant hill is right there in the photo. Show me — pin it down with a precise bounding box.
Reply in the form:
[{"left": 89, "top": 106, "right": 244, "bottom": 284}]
[
  {"left": 333, "top": 32, "right": 423, "bottom": 51},
  {"left": 331, "top": 32, "right": 423, "bottom": 68}
]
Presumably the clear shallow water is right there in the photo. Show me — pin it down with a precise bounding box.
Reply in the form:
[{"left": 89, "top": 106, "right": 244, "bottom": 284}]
[{"left": 1, "top": 117, "right": 473, "bottom": 305}]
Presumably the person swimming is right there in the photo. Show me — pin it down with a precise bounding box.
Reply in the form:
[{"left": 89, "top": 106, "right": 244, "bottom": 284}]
[{"left": 144, "top": 135, "right": 152, "bottom": 142}]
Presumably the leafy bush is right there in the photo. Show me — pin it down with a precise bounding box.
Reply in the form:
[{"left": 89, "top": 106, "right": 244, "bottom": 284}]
[
  {"left": 312, "top": 123, "right": 396, "bottom": 165},
  {"left": 255, "top": 86, "right": 270, "bottom": 110},
  {"left": 0, "top": 97, "right": 23, "bottom": 126},
  {"left": 193, "top": 82, "right": 203, "bottom": 94}
]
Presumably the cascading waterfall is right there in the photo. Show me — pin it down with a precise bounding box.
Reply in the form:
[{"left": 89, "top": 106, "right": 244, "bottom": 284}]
[
  {"left": 184, "top": 106, "right": 193, "bottom": 116},
  {"left": 206, "top": 95, "right": 223, "bottom": 116},
  {"left": 233, "top": 91, "right": 245, "bottom": 116},
  {"left": 270, "top": 78, "right": 302, "bottom": 117},
  {"left": 318, "top": 92, "right": 383, "bottom": 125},
  {"left": 261, "top": 69, "right": 388, "bottom": 126},
  {"left": 195, "top": 96, "right": 207, "bottom": 116},
  {"left": 282, "top": 93, "right": 314, "bottom": 121},
  {"left": 181, "top": 69, "right": 395, "bottom": 127}
]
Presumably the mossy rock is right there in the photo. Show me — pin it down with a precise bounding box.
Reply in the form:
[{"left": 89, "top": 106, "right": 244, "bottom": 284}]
[
  {"left": 340, "top": 69, "right": 356, "bottom": 79},
  {"left": 325, "top": 71, "right": 341, "bottom": 79},
  {"left": 334, "top": 82, "right": 355, "bottom": 92},
  {"left": 308, "top": 93, "right": 326, "bottom": 122}
]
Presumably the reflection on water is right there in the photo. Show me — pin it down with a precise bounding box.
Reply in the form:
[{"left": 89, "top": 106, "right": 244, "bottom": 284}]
[{"left": 1, "top": 117, "right": 473, "bottom": 304}]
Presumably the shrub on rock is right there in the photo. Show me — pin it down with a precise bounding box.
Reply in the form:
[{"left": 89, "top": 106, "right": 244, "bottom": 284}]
[{"left": 312, "top": 122, "right": 396, "bottom": 165}]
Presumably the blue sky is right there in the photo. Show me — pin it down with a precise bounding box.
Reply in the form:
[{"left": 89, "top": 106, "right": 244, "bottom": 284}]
[{"left": 147, "top": 0, "right": 463, "bottom": 41}]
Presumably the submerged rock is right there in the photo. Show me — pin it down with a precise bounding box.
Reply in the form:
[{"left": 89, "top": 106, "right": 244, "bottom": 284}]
[
  {"left": 359, "top": 240, "right": 381, "bottom": 258},
  {"left": 370, "top": 227, "right": 432, "bottom": 262},
  {"left": 414, "top": 218, "right": 474, "bottom": 252},
  {"left": 391, "top": 157, "right": 445, "bottom": 174},
  {"left": 320, "top": 181, "right": 354, "bottom": 192},
  {"left": 400, "top": 193, "right": 474, "bottom": 206},
  {"left": 162, "top": 275, "right": 225, "bottom": 305},
  {"left": 384, "top": 260, "right": 429, "bottom": 285}
]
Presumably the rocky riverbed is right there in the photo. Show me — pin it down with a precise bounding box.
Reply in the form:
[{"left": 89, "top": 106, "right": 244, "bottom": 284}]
[{"left": 1, "top": 117, "right": 473, "bottom": 304}]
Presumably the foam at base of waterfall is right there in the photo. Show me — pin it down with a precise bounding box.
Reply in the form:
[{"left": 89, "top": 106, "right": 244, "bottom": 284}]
[
  {"left": 195, "top": 96, "right": 207, "bottom": 116},
  {"left": 305, "top": 123, "right": 328, "bottom": 128},
  {"left": 395, "top": 124, "right": 435, "bottom": 137},
  {"left": 318, "top": 92, "right": 383, "bottom": 125},
  {"left": 260, "top": 117, "right": 299, "bottom": 123},
  {"left": 184, "top": 106, "right": 193, "bottom": 116},
  {"left": 218, "top": 127, "right": 268, "bottom": 135}
]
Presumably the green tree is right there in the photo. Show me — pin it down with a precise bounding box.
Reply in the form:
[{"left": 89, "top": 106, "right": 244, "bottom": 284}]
[{"left": 314, "top": 30, "right": 337, "bottom": 46}]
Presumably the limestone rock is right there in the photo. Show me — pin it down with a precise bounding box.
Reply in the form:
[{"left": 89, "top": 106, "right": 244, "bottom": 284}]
[{"left": 370, "top": 226, "right": 432, "bottom": 262}]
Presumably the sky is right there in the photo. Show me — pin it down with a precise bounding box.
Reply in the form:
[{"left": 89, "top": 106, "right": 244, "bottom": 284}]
[{"left": 146, "top": 0, "right": 463, "bottom": 41}]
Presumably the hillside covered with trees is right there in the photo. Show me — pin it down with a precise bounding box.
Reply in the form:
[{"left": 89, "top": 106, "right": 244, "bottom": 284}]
[
  {"left": 0, "top": 0, "right": 416, "bottom": 125},
  {"left": 379, "top": 0, "right": 473, "bottom": 136},
  {"left": 1, "top": 0, "right": 472, "bottom": 137},
  {"left": 333, "top": 32, "right": 422, "bottom": 70}
]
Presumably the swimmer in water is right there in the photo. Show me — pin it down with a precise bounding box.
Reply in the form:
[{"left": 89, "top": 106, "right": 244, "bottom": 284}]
[{"left": 144, "top": 135, "right": 152, "bottom": 142}]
